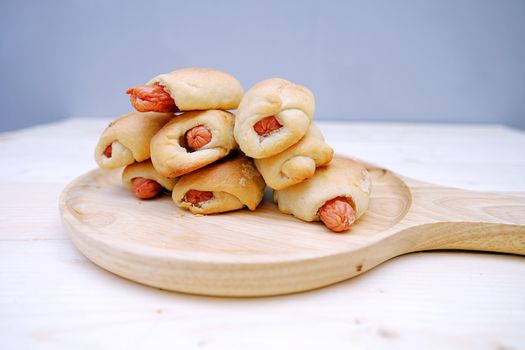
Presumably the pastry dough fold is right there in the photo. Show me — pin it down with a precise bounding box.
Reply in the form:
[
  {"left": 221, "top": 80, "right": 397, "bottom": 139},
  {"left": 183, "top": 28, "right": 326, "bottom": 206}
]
[
  {"left": 150, "top": 110, "right": 238, "bottom": 178},
  {"left": 234, "top": 78, "right": 315, "bottom": 159},
  {"left": 254, "top": 124, "right": 333, "bottom": 190},
  {"left": 172, "top": 156, "right": 266, "bottom": 214},
  {"left": 274, "top": 157, "right": 371, "bottom": 222},
  {"left": 147, "top": 67, "right": 243, "bottom": 111},
  {"left": 94, "top": 112, "right": 173, "bottom": 169},
  {"left": 122, "top": 160, "right": 177, "bottom": 192}
]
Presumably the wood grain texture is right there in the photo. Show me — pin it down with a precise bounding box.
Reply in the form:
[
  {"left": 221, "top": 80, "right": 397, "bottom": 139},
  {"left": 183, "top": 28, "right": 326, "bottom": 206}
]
[{"left": 59, "top": 158, "right": 525, "bottom": 297}]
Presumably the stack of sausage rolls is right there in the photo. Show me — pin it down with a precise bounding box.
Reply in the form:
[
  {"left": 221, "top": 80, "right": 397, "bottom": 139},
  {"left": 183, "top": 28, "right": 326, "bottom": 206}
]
[{"left": 94, "top": 68, "right": 371, "bottom": 233}]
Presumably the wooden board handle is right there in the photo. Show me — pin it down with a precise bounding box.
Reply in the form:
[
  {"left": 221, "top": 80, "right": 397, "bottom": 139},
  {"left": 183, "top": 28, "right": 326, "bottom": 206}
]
[
  {"left": 403, "top": 222, "right": 525, "bottom": 255},
  {"left": 400, "top": 180, "right": 525, "bottom": 255}
]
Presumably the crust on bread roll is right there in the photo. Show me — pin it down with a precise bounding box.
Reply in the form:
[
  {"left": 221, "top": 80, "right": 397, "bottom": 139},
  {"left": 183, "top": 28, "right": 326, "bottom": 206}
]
[
  {"left": 147, "top": 67, "right": 243, "bottom": 111},
  {"left": 95, "top": 112, "right": 173, "bottom": 169},
  {"left": 234, "top": 78, "right": 315, "bottom": 159},
  {"left": 254, "top": 124, "right": 333, "bottom": 190},
  {"left": 274, "top": 157, "right": 371, "bottom": 222},
  {"left": 172, "top": 156, "right": 266, "bottom": 215},
  {"left": 150, "top": 110, "right": 238, "bottom": 178},
  {"left": 122, "top": 160, "right": 177, "bottom": 192}
]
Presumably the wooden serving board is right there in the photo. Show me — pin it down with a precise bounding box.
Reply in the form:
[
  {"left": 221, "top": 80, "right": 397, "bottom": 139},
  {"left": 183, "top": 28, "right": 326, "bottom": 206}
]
[{"left": 59, "top": 158, "right": 525, "bottom": 297}]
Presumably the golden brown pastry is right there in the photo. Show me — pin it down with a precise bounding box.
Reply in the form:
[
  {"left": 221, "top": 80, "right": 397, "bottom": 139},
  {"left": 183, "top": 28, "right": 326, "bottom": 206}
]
[
  {"left": 126, "top": 67, "right": 243, "bottom": 112},
  {"left": 274, "top": 157, "right": 371, "bottom": 233},
  {"left": 150, "top": 110, "right": 238, "bottom": 178},
  {"left": 94, "top": 112, "right": 173, "bottom": 169},
  {"left": 172, "top": 156, "right": 266, "bottom": 214},
  {"left": 233, "top": 78, "right": 315, "bottom": 159},
  {"left": 254, "top": 124, "right": 333, "bottom": 190},
  {"left": 122, "top": 160, "right": 177, "bottom": 199}
]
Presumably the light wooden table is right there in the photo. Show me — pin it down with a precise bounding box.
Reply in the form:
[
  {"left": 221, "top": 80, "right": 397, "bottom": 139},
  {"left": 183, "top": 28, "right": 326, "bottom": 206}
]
[{"left": 1, "top": 118, "right": 524, "bottom": 350}]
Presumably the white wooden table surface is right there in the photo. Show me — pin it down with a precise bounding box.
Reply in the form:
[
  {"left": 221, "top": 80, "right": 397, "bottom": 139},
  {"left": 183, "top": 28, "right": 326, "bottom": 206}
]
[{"left": 1, "top": 118, "right": 525, "bottom": 350}]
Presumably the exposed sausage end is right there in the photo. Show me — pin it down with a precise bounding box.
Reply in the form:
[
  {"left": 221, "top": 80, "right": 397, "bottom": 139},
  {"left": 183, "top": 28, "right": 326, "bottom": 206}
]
[
  {"left": 185, "top": 125, "right": 212, "bottom": 150},
  {"left": 184, "top": 189, "right": 214, "bottom": 206},
  {"left": 126, "top": 83, "right": 178, "bottom": 113},
  {"left": 318, "top": 197, "right": 356, "bottom": 233},
  {"left": 253, "top": 116, "right": 282, "bottom": 137},
  {"left": 103, "top": 144, "right": 112, "bottom": 158},
  {"left": 132, "top": 177, "right": 163, "bottom": 199}
]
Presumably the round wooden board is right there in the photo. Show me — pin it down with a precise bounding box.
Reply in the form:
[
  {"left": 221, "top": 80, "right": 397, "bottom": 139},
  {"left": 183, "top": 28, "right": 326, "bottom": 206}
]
[{"left": 59, "top": 159, "right": 412, "bottom": 297}]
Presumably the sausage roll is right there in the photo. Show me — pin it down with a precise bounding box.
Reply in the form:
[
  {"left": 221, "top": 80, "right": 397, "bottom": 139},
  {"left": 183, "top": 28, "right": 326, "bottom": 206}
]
[
  {"left": 94, "top": 112, "right": 173, "bottom": 169},
  {"left": 172, "top": 156, "right": 266, "bottom": 215},
  {"left": 233, "top": 78, "right": 315, "bottom": 159},
  {"left": 122, "top": 160, "right": 177, "bottom": 199},
  {"left": 126, "top": 67, "right": 243, "bottom": 113},
  {"left": 274, "top": 157, "right": 371, "bottom": 233},
  {"left": 254, "top": 124, "right": 333, "bottom": 190},
  {"left": 150, "top": 110, "right": 238, "bottom": 178}
]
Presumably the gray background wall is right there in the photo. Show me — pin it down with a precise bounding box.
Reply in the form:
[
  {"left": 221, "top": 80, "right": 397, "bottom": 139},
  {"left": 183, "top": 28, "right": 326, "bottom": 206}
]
[{"left": 1, "top": 0, "right": 524, "bottom": 132}]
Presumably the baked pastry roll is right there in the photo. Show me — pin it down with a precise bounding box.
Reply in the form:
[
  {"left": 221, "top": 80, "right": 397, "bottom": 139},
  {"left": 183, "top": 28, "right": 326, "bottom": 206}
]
[
  {"left": 150, "top": 110, "right": 237, "bottom": 178},
  {"left": 172, "top": 156, "right": 266, "bottom": 215},
  {"left": 233, "top": 78, "right": 315, "bottom": 159},
  {"left": 126, "top": 67, "right": 243, "bottom": 113},
  {"left": 95, "top": 112, "right": 173, "bottom": 169},
  {"left": 274, "top": 157, "right": 371, "bottom": 233},
  {"left": 122, "top": 160, "right": 177, "bottom": 199},
  {"left": 254, "top": 124, "right": 333, "bottom": 190}
]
